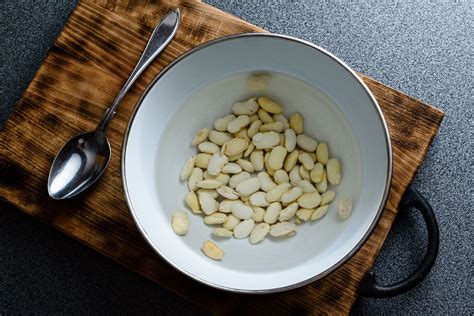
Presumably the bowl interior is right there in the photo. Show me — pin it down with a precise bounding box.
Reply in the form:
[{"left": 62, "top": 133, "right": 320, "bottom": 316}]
[{"left": 123, "top": 35, "right": 390, "bottom": 292}]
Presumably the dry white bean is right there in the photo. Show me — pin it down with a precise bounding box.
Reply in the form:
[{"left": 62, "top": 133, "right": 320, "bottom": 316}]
[
  {"left": 311, "top": 205, "right": 329, "bottom": 221},
  {"left": 222, "top": 137, "right": 248, "bottom": 156},
  {"left": 227, "top": 115, "right": 250, "bottom": 133},
  {"left": 316, "top": 171, "right": 328, "bottom": 193},
  {"left": 321, "top": 190, "right": 336, "bottom": 205},
  {"left": 296, "top": 208, "right": 313, "bottom": 222},
  {"left": 264, "top": 152, "right": 275, "bottom": 176},
  {"left": 206, "top": 152, "right": 227, "bottom": 175},
  {"left": 257, "top": 108, "right": 274, "bottom": 124},
  {"left": 198, "top": 142, "right": 219, "bottom": 154},
  {"left": 266, "top": 183, "right": 291, "bottom": 203},
  {"left": 201, "top": 240, "right": 224, "bottom": 260},
  {"left": 257, "top": 171, "right": 277, "bottom": 192},
  {"left": 243, "top": 142, "right": 255, "bottom": 157},
  {"left": 231, "top": 202, "right": 253, "bottom": 219},
  {"left": 310, "top": 163, "right": 325, "bottom": 183},
  {"left": 252, "top": 131, "right": 280, "bottom": 149},
  {"left": 229, "top": 171, "right": 251, "bottom": 188},
  {"left": 180, "top": 156, "right": 195, "bottom": 180},
  {"left": 236, "top": 177, "right": 261, "bottom": 196},
  {"left": 327, "top": 158, "right": 341, "bottom": 185},
  {"left": 257, "top": 96, "right": 282, "bottom": 114},
  {"left": 249, "top": 191, "right": 269, "bottom": 207},
  {"left": 269, "top": 222, "right": 296, "bottom": 237},
  {"left": 197, "top": 189, "right": 218, "bottom": 198},
  {"left": 316, "top": 143, "right": 329, "bottom": 164},
  {"left": 208, "top": 130, "right": 232, "bottom": 146},
  {"left": 264, "top": 202, "right": 282, "bottom": 224},
  {"left": 203, "top": 172, "right": 230, "bottom": 185},
  {"left": 196, "top": 179, "right": 222, "bottom": 189},
  {"left": 221, "top": 162, "right": 242, "bottom": 174},
  {"left": 247, "top": 120, "right": 263, "bottom": 138},
  {"left": 227, "top": 152, "right": 243, "bottom": 161},
  {"left": 249, "top": 114, "right": 258, "bottom": 123},
  {"left": 284, "top": 128, "right": 297, "bottom": 152},
  {"left": 279, "top": 133, "right": 285, "bottom": 147},
  {"left": 243, "top": 140, "right": 255, "bottom": 159},
  {"left": 223, "top": 214, "right": 240, "bottom": 230},
  {"left": 233, "top": 128, "right": 249, "bottom": 139},
  {"left": 297, "top": 192, "right": 321, "bottom": 209},
  {"left": 289, "top": 165, "right": 302, "bottom": 186},
  {"left": 289, "top": 113, "right": 303, "bottom": 134},
  {"left": 233, "top": 219, "right": 255, "bottom": 239},
  {"left": 204, "top": 213, "right": 227, "bottom": 225},
  {"left": 214, "top": 114, "right": 236, "bottom": 132},
  {"left": 216, "top": 186, "right": 240, "bottom": 200},
  {"left": 188, "top": 168, "right": 203, "bottom": 191},
  {"left": 273, "top": 114, "right": 289, "bottom": 130},
  {"left": 184, "top": 191, "right": 201, "bottom": 214},
  {"left": 274, "top": 169, "right": 289, "bottom": 184},
  {"left": 171, "top": 210, "right": 189, "bottom": 235},
  {"left": 281, "top": 187, "right": 303, "bottom": 204},
  {"left": 297, "top": 180, "right": 317, "bottom": 193},
  {"left": 299, "top": 165, "right": 310, "bottom": 181},
  {"left": 296, "top": 134, "right": 318, "bottom": 152},
  {"left": 237, "top": 159, "right": 255, "bottom": 173},
  {"left": 338, "top": 198, "right": 352, "bottom": 220},
  {"left": 298, "top": 152, "right": 315, "bottom": 170},
  {"left": 203, "top": 171, "right": 215, "bottom": 179},
  {"left": 213, "top": 228, "right": 233, "bottom": 238},
  {"left": 268, "top": 146, "right": 287, "bottom": 170},
  {"left": 219, "top": 199, "right": 239, "bottom": 213},
  {"left": 252, "top": 207, "right": 265, "bottom": 222},
  {"left": 191, "top": 128, "right": 210, "bottom": 146},
  {"left": 250, "top": 150, "right": 264, "bottom": 171},
  {"left": 259, "top": 121, "right": 284, "bottom": 133},
  {"left": 195, "top": 153, "right": 211, "bottom": 169},
  {"left": 279, "top": 202, "right": 299, "bottom": 221},
  {"left": 284, "top": 149, "right": 299, "bottom": 172},
  {"left": 198, "top": 192, "right": 219, "bottom": 215},
  {"left": 249, "top": 223, "right": 270, "bottom": 244},
  {"left": 232, "top": 98, "right": 259, "bottom": 115}
]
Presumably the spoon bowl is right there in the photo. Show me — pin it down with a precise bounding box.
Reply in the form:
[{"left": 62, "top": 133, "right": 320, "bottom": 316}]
[{"left": 48, "top": 131, "right": 110, "bottom": 200}]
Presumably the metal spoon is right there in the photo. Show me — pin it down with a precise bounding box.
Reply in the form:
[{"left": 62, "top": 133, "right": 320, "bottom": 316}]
[{"left": 47, "top": 8, "right": 180, "bottom": 200}]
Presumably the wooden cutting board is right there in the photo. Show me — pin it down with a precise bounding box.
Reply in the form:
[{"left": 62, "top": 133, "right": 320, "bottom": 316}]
[{"left": 0, "top": 0, "right": 444, "bottom": 314}]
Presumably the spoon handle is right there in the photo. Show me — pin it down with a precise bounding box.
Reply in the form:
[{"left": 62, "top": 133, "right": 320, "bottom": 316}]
[{"left": 97, "top": 8, "right": 180, "bottom": 132}]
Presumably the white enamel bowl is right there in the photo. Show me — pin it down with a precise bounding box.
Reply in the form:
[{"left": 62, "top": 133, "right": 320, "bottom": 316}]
[{"left": 122, "top": 34, "right": 392, "bottom": 293}]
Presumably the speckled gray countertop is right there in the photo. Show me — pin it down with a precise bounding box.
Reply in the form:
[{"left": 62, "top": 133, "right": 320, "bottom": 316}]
[{"left": 0, "top": 1, "right": 472, "bottom": 314}]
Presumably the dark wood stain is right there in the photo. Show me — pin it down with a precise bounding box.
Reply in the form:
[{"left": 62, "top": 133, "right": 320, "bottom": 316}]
[
  {"left": 137, "top": 22, "right": 150, "bottom": 38},
  {"left": 69, "top": 72, "right": 82, "bottom": 82},
  {"left": 49, "top": 47, "right": 71, "bottom": 68},
  {"left": 78, "top": 100, "right": 94, "bottom": 114},
  {"left": 33, "top": 80, "right": 49, "bottom": 97},
  {"left": 38, "top": 74, "right": 58, "bottom": 86},
  {"left": 0, "top": 159, "right": 28, "bottom": 188},
  {"left": 69, "top": 37, "right": 88, "bottom": 57},
  {"left": 0, "top": 1, "right": 444, "bottom": 315},
  {"left": 44, "top": 113, "right": 61, "bottom": 127}
]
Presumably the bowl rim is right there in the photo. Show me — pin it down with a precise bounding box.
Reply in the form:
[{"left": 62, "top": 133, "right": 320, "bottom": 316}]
[{"left": 121, "top": 33, "right": 393, "bottom": 294}]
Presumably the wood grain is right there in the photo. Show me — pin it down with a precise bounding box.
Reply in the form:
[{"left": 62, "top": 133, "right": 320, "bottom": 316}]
[{"left": 0, "top": 0, "right": 443, "bottom": 314}]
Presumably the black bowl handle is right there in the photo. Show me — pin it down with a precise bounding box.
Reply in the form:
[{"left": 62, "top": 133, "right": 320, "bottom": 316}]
[{"left": 360, "top": 188, "right": 439, "bottom": 298}]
